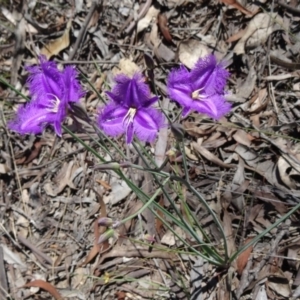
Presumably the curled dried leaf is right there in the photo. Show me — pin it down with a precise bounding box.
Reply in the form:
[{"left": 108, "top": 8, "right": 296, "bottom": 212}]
[
  {"left": 220, "top": 0, "right": 253, "bottom": 16},
  {"left": 157, "top": 14, "right": 172, "bottom": 42},
  {"left": 24, "top": 280, "right": 63, "bottom": 300}
]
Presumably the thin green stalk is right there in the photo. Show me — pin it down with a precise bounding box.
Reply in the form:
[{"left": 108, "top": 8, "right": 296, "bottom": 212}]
[
  {"left": 131, "top": 142, "right": 225, "bottom": 264},
  {"left": 229, "top": 200, "right": 300, "bottom": 263},
  {"left": 121, "top": 177, "right": 169, "bottom": 224},
  {"left": 0, "top": 77, "right": 29, "bottom": 101}
]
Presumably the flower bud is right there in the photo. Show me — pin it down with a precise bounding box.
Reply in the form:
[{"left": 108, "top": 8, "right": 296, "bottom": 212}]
[
  {"left": 144, "top": 234, "right": 155, "bottom": 244},
  {"left": 94, "top": 162, "right": 120, "bottom": 171},
  {"left": 98, "top": 229, "right": 115, "bottom": 244},
  {"left": 98, "top": 217, "right": 113, "bottom": 227}
]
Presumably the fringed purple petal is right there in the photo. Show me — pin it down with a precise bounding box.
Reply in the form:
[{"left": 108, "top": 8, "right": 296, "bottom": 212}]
[
  {"left": 207, "top": 63, "right": 229, "bottom": 95},
  {"left": 182, "top": 107, "right": 191, "bottom": 117},
  {"left": 167, "top": 66, "right": 193, "bottom": 109},
  {"left": 190, "top": 55, "right": 229, "bottom": 95},
  {"left": 190, "top": 55, "right": 217, "bottom": 91},
  {"left": 62, "top": 66, "right": 85, "bottom": 103},
  {"left": 192, "top": 94, "right": 231, "bottom": 120},
  {"left": 97, "top": 103, "right": 127, "bottom": 137},
  {"left": 8, "top": 102, "right": 60, "bottom": 135},
  {"left": 109, "top": 73, "right": 153, "bottom": 108},
  {"left": 125, "top": 122, "right": 134, "bottom": 144},
  {"left": 99, "top": 73, "right": 164, "bottom": 143},
  {"left": 134, "top": 108, "right": 165, "bottom": 142},
  {"left": 26, "top": 56, "right": 64, "bottom": 101}
]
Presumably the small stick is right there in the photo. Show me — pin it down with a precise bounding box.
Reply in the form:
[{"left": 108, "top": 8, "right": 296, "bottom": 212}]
[{"left": 68, "top": 0, "right": 101, "bottom": 60}]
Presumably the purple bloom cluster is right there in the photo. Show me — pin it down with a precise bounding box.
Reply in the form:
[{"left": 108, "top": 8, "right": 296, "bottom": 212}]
[
  {"left": 98, "top": 73, "right": 165, "bottom": 144},
  {"left": 167, "top": 54, "right": 231, "bottom": 119},
  {"left": 9, "top": 56, "right": 84, "bottom": 136},
  {"left": 9, "top": 54, "right": 231, "bottom": 143}
]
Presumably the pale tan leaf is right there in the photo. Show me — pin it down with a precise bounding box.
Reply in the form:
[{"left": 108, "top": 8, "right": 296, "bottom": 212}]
[
  {"left": 192, "top": 142, "right": 235, "bottom": 169},
  {"left": 137, "top": 6, "right": 159, "bottom": 33},
  {"left": 277, "top": 157, "right": 298, "bottom": 189},
  {"left": 232, "top": 130, "right": 253, "bottom": 147},
  {"left": 40, "top": 20, "right": 72, "bottom": 59},
  {"left": 112, "top": 58, "right": 140, "bottom": 77},
  {"left": 179, "top": 39, "right": 210, "bottom": 69},
  {"left": 155, "top": 97, "right": 169, "bottom": 167},
  {"left": 267, "top": 268, "right": 291, "bottom": 297}
]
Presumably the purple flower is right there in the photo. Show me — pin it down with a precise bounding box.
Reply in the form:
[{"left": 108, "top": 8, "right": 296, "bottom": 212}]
[
  {"left": 167, "top": 54, "right": 231, "bottom": 119},
  {"left": 9, "top": 56, "right": 84, "bottom": 136},
  {"left": 98, "top": 73, "right": 165, "bottom": 144}
]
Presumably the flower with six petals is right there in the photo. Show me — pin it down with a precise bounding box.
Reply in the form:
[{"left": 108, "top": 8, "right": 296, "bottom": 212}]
[
  {"left": 9, "top": 56, "right": 84, "bottom": 136},
  {"left": 97, "top": 73, "right": 165, "bottom": 144}
]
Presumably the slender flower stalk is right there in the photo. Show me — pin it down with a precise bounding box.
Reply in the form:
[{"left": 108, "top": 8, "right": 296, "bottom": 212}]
[
  {"left": 98, "top": 73, "right": 165, "bottom": 144},
  {"left": 167, "top": 54, "right": 231, "bottom": 119},
  {"left": 9, "top": 56, "right": 84, "bottom": 136}
]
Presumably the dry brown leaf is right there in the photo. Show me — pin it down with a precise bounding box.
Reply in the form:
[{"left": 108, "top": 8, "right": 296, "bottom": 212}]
[
  {"left": 43, "top": 161, "right": 75, "bottom": 196},
  {"left": 248, "top": 187, "right": 287, "bottom": 214},
  {"left": 222, "top": 210, "right": 236, "bottom": 257},
  {"left": 267, "top": 267, "right": 291, "bottom": 297},
  {"left": 183, "top": 121, "right": 217, "bottom": 137},
  {"left": 24, "top": 280, "right": 63, "bottom": 300},
  {"left": 226, "top": 28, "right": 247, "bottom": 43},
  {"left": 232, "top": 130, "right": 253, "bottom": 147},
  {"left": 235, "top": 145, "right": 277, "bottom": 186},
  {"left": 157, "top": 14, "right": 172, "bottom": 42},
  {"left": 83, "top": 190, "right": 108, "bottom": 265},
  {"left": 103, "top": 180, "right": 132, "bottom": 205},
  {"left": 233, "top": 13, "right": 284, "bottom": 55},
  {"left": 277, "top": 157, "right": 298, "bottom": 189},
  {"left": 40, "top": 20, "right": 72, "bottom": 59},
  {"left": 192, "top": 142, "right": 235, "bottom": 169},
  {"left": 236, "top": 65, "right": 257, "bottom": 100},
  {"left": 220, "top": 0, "right": 253, "bottom": 16},
  {"left": 236, "top": 237, "right": 253, "bottom": 275},
  {"left": 247, "top": 88, "right": 268, "bottom": 114},
  {"left": 96, "top": 179, "right": 111, "bottom": 190},
  {"left": 16, "top": 140, "right": 46, "bottom": 165},
  {"left": 116, "top": 291, "right": 126, "bottom": 300}
]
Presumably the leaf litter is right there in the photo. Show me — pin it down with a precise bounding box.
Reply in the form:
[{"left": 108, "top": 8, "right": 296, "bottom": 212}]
[{"left": 1, "top": 0, "right": 300, "bottom": 299}]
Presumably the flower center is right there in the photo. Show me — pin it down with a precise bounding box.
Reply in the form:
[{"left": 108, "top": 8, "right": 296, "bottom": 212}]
[
  {"left": 45, "top": 94, "right": 61, "bottom": 113},
  {"left": 122, "top": 107, "right": 137, "bottom": 127},
  {"left": 191, "top": 88, "right": 206, "bottom": 100}
]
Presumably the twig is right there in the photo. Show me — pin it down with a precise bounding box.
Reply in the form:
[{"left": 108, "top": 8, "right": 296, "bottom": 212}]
[
  {"left": 124, "top": 0, "right": 152, "bottom": 34},
  {"left": 0, "top": 246, "right": 8, "bottom": 299},
  {"left": 68, "top": 0, "right": 102, "bottom": 60},
  {"left": 278, "top": 1, "right": 300, "bottom": 15},
  {"left": 57, "top": 59, "right": 118, "bottom": 64},
  {"left": 17, "top": 235, "right": 53, "bottom": 265},
  {"left": 236, "top": 220, "right": 290, "bottom": 298}
]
